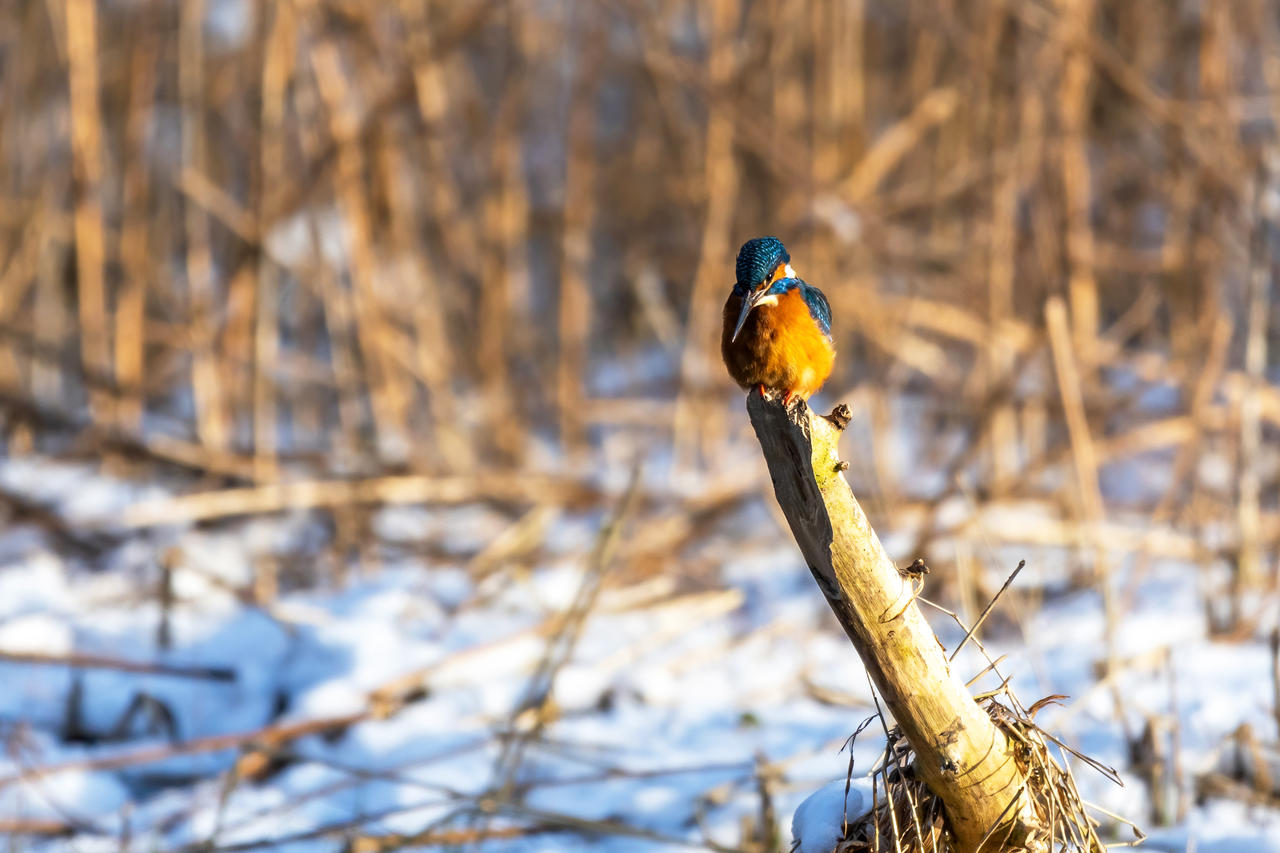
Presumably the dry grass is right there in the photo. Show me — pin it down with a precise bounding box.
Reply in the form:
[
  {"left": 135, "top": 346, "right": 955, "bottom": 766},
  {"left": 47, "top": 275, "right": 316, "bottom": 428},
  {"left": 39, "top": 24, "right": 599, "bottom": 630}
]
[{"left": 837, "top": 690, "right": 1140, "bottom": 853}]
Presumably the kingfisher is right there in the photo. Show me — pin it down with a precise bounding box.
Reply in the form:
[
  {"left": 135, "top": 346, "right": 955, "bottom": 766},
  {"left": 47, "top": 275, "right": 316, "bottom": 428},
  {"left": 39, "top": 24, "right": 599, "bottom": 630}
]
[{"left": 721, "top": 236, "right": 834, "bottom": 407}]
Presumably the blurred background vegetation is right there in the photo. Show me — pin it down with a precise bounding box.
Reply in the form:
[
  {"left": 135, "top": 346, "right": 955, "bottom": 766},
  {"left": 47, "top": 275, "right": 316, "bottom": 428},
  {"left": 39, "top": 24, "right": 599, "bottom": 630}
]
[
  {"left": 3, "top": 0, "right": 1280, "bottom": 844},
  {"left": 2, "top": 0, "right": 1278, "bottom": 603},
  {"left": 2, "top": 0, "right": 1280, "bottom": 622},
  {"left": 7, "top": 0, "right": 1278, "bottom": 586}
]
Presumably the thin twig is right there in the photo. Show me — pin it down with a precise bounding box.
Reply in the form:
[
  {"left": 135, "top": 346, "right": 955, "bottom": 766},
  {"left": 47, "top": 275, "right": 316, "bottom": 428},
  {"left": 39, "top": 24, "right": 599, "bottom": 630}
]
[{"left": 949, "top": 559, "right": 1027, "bottom": 662}]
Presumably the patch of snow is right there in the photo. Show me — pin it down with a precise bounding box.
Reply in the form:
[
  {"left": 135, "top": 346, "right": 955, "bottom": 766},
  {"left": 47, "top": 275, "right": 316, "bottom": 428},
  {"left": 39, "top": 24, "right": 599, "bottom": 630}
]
[
  {"left": 0, "top": 446, "right": 1276, "bottom": 850},
  {"left": 792, "top": 778, "right": 876, "bottom": 853}
]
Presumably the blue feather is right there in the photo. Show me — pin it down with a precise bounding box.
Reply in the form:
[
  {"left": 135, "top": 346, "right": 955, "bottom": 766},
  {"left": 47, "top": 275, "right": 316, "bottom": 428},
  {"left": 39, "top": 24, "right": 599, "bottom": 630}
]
[
  {"left": 763, "top": 277, "right": 832, "bottom": 338},
  {"left": 801, "top": 283, "right": 832, "bottom": 338}
]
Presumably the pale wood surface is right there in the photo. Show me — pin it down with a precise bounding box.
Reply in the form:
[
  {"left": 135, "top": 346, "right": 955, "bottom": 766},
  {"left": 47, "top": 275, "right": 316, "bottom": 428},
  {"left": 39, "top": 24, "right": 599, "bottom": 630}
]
[{"left": 746, "top": 389, "right": 1041, "bottom": 851}]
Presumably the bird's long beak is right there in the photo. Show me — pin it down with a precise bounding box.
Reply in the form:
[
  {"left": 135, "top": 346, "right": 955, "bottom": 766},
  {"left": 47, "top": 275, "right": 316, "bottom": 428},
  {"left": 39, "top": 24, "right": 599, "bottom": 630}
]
[{"left": 731, "top": 288, "right": 761, "bottom": 343}]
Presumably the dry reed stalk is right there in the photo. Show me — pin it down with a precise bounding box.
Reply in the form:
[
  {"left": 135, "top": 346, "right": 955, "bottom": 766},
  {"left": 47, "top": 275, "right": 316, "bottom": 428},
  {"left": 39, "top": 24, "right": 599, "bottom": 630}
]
[
  {"left": 1046, "top": 297, "right": 1118, "bottom": 702},
  {"left": 986, "top": 80, "right": 1023, "bottom": 494},
  {"left": 806, "top": 0, "right": 860, "bottom": 295},
  {"left": 33, "top": 197, "right": 67, "bottom": 406},
  {"left": 961, "top": 512, "right": 1205, "bottom": 562},
  {"left": 556, "top": 18, "right": 602, "bottom": 457},
  {"left": 64, "top": 0, "right": 111, "bottom": 423},
  {"left": 845, "top": 89, "right": 958, "bottom": 206},
  {"left": 174, "top": 170, "right": 257, "bottom": 244},
  {"left": 843, "top": 291, "right": 958, "bottom": 382},
  {"left": 0, "top": 819, "right": 78, "bottom": 838},
  {"left": 345, "top": 825, "right": 545, "bottom": 853},
  {"left": 0, "top": 193, "right": 48, "bottom": 389},
  {"left": 379, "top": 137, "right": 472, "bottom": 473},
  {"left": 596, "top": 590, "right": 747, "bottom": 676},
  {"left": 866, "top": 388, "right": 901, "bottom": 512},
  {"left": 1045, "top": 300, "right": 1104, "bottom": 537},
  {"left": 116, "top": 36, "right": 156, "bottom": 435},
  {"left": 1236, "top": 166, "right": 1272, "bottom": 593},
  {"left": 673, "top": 0, "right": 742, "bottom": 469},
  {"left": 220, "top": 261, "right": 257, "bottom": 430},
  {"left": 179, "top": 0, "right": 228, "bottom": 451},
  {"left": 0, "top": 709, "right": 364, "bottom": 789},
  {"left": 906, "top": 0, "right": 945, "bottom": 103},
  {"left": 0, "top": 649, "right": 234, "bottom": 682},
  {"left": 626, "top": 258, "right": 682, "bottom": 356},
  {"left": 1117, "top": 313, "right": 1233, "bottom": 614},
  {"left": 276, "top": 53, "right": 367, "bottom": 458},
  {"left": 886, "top": 294, "right": 1035, "bottom": 352},
  {"left": 311, "top": 40, "right": 413, "bottom": 464},
  {"left": 253, "top": 1, "right": 293, "bottom": 483},
  {"left": 576, "top": 397, "right": 677, "bottom": 427},
  {"left": 769, "top": 0, "right": 807, "bottom": 172},
  {"left": 305, "top": 221, "right": 367, "bottom": 457},
  {"left": 1021, "top": 396, "right": 1048, "bottom": 477},
  {"left": 1272, "top": 628, "right": 1280, "bottom": 738},
  {"left": 952, "top": 538, "right": 979, "bottom": 634},
  {"left": 761, "top": 0, "right": 810, "bottom": 238},
  {"left": 117, "top": 471, "right": 603, "bottom": 529},
  {"left": 1056, "top": 0, "right": 1100, "bottom": 369},
  {"left": 400, "top": 3, "right": 491, "bottom": 465},
  {"left": 1095, "top": 416, "right": 1200, "bottom": 461},
  {"left": 480, "top": 85, "right": 532, "bottom": 463},
  {"left": 400, "top": 1, "right": 484, "bottom": 274}
]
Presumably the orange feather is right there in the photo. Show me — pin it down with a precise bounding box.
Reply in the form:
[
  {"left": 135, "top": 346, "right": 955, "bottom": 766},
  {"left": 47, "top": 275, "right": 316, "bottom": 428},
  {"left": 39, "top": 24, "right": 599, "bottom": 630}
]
[{"left": 721, "top": 288, "right": 834, "bottom": 401}]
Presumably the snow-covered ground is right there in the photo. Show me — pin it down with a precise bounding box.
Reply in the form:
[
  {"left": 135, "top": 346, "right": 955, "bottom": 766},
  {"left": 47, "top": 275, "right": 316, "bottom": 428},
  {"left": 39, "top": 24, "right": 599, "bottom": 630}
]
[{"left": 0, "top": 430, "right": 1277, "bottom": 852}]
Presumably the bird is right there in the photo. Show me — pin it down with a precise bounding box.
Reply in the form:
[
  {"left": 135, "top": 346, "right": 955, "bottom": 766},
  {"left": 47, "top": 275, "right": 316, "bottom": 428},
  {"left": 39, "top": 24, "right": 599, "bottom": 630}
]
[{"left": 721, "top": 236, "right": 834, "bottom": 407}]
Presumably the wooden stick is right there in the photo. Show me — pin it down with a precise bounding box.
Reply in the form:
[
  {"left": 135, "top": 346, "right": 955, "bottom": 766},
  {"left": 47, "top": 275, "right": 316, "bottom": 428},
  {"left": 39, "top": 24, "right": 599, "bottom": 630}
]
[
  {"left": 0, "top": 711, "right": 366, "bottom": 789},
  {"left": 116, "top": 472, "right": 603, "bottom": 529},
  {"left": 949, "top": 560, "right": 1027, "bottom": 663},
  {"left": 0, "top": 650, "right": 235, "bottom": 682},
  {"left": 745, "top": 390, "right": 1040, "bottom": 852},
  {"left": 0, "top": 819, "right": 77, "bottom": 837}
]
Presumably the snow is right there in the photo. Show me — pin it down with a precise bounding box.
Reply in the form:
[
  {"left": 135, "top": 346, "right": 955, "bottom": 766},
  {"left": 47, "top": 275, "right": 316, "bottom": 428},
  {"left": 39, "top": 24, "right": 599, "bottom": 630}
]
[
  {"left": 0, "top": 431, "right": 1275, "bottom": 852},
  {"left": 792, "top": 778, "right": 876, "bottom": 853}
]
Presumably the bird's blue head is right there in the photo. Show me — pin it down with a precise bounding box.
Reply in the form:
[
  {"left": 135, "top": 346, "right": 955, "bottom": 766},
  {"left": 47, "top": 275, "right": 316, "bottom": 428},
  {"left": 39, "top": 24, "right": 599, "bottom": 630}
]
[
  {"left": 735, "top": 236, "right": 791, "bottom": 289},
  {"left": 730, "top": 236, "right": 794, "bottom": 342}
]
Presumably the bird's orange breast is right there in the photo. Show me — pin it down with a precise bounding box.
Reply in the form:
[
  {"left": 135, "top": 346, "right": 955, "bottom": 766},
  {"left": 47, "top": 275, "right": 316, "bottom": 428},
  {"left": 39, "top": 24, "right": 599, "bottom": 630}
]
[{"left": 721, "top": 288, "right": 834, "bottom": 400}]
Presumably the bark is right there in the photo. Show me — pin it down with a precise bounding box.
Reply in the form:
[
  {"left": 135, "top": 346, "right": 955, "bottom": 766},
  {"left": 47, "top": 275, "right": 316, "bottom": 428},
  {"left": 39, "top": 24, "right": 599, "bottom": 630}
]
[{"left": 746, "top": 390, "right": 1042, "bottom": 852}]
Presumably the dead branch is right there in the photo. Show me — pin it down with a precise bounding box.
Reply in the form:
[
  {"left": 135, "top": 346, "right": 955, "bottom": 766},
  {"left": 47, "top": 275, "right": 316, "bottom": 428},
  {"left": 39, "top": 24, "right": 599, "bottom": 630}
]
[
  {"left": 0, "top": 650, "right": 235, "bottom": 682},
  {"left": 746, "top": 390, "right": 1042, "bottom": 852}
]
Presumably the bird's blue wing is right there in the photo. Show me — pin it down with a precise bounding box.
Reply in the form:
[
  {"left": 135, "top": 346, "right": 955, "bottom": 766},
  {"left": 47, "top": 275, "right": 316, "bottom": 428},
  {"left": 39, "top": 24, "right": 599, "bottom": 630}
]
[
  {"left": 800, "top": 282, "right": 832, "bottom": 338},
  {"left": 768, "top": 277, "right": 833, "bottom": 338}
]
